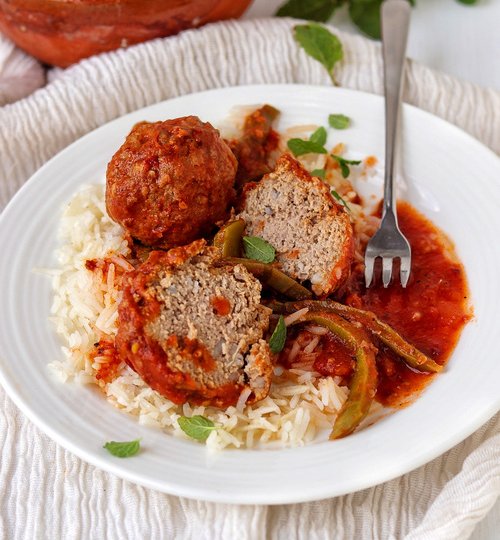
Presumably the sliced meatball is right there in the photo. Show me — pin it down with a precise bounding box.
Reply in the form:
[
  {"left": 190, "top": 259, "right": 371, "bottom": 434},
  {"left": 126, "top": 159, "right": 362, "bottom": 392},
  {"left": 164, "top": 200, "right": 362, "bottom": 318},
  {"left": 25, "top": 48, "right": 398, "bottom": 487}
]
[
  {"left": 115, "top": 239, "right": 273, "bottom": 408},
  {"left": 106, "top": 116, "right": 237, "bottom": 248},
  {"left": 237, "top": 153, "right": 354, "bottom": 297}
]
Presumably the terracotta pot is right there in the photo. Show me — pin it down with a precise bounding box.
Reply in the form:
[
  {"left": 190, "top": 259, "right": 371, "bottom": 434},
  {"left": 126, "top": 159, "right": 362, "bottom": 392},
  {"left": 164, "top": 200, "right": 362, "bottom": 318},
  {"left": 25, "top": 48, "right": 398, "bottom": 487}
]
[{"left": 0, "top": 0, "right": 252, "bottom": 67}]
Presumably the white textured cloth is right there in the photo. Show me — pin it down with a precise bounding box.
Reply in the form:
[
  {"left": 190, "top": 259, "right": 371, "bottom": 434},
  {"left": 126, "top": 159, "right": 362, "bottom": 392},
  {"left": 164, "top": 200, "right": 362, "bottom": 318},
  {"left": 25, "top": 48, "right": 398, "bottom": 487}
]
[
  {"left": 0, "top": 34, "right": 45, "bottom": 106},
  {"left": 0, "top": 17, "right": 499, "bottom": 540}
]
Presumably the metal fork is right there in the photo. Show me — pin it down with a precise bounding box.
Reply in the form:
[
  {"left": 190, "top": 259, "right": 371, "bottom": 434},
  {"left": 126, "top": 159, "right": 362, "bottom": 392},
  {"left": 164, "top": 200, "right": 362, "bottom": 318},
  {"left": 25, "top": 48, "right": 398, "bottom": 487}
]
[{"left": 364, "top": 0, "right": 412, "bottom": 288}]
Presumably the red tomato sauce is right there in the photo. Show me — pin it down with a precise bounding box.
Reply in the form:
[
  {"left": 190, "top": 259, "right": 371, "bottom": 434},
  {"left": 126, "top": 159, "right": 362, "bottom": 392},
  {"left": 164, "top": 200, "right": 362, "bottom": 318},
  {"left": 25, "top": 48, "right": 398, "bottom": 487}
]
[
  {"left": 211, "top": 296, "right": 231, "bottom": 316},
  {"left": 313, "top": 333, "right": 356, "bottom": 381},
  {"left": 282, "top": 201, "right": 472, "bottom": 408},
  {"left": 91, "top": 338, "right": 123, "bottom": 384},
  {"left": 346, "top": 201, "right": 472, "bottom": 406}
]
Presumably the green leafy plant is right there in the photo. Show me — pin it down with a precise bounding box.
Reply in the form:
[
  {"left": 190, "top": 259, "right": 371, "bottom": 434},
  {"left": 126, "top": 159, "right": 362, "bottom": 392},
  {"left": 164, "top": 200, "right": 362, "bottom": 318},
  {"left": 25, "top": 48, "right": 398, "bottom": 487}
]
[
  {"left": 287, "top": 126, "right": 330, "bottom": 156},
  {"left": 309, "top": 126, "right": 328, "bottom": 145},
  {"left": 331, "top": 154, "right": 362, "bottom": 178},
  {"left": 277, "top": 0, "right": 342, "bottom": 21},
  {"left": 103, "top": 439, "right": 141, "bottom": 458},
  {"left": 349, "top": 0, "right": 384, "bottom": 39},
  {"left": 278, "top": 0, "right": 473, "bottom": 39},
  {"left": 178, "top": 415, "right": 218, "bottom": 442},
  {"left": 242, "top": 236, "right": 276, "bottom": 263},
  {"left": 294, "top": 23, "right": 344, "bottom": 84},
  {"left": 329, "top": 114, "right": 351, "bottom": 129},
  {"left": 311, "top": 168, "right": 327, "bottom": 178},
  {"left": 286, "top": 118, "right": 361, "bottom": 180},
  {"left": 269, "top": 315, "right": 287, "bottom": 353},
  {"left": 287, "top": 138, "right": 328, "bottom": 156},
  {"left": 331, "top": 189, "right": 351, "bottom": 211}
]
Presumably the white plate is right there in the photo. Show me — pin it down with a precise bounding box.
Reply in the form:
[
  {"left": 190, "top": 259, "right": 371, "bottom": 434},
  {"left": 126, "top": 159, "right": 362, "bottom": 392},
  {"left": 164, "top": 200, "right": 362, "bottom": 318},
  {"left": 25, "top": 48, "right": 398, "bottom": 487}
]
[{"left": 0, "top": 85, "right": 499, "bottom": 505}]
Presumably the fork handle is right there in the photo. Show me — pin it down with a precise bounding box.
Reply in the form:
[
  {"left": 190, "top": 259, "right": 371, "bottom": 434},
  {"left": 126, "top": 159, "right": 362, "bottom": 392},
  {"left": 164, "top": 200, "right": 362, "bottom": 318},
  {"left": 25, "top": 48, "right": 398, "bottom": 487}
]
[{"left": 381, "top": 0, "right": 411, "bottom": 216}]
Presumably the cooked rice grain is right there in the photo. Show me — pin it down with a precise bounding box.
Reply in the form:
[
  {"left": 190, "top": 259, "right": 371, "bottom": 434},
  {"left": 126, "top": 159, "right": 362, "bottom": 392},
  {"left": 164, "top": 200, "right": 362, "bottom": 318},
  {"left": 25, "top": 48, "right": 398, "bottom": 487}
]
[{"left": 49, "top": 184, "right": 349, "bottom": 449}]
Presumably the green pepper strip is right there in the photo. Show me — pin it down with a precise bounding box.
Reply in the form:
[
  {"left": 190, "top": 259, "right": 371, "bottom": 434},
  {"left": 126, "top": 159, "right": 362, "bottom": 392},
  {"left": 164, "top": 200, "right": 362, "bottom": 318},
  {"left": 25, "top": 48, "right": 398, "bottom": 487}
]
[
  {"left": 224, "top": 258, "right": 312, "bottom": 300},
  {"left": 213, "top": 219, "right": 246, "bottom": 257},
  {"left": 269, "top": 299, "right": 442, "bottom": 373},
  {"left": 290, "top": 311, "right": 377, "bottom": 440}
]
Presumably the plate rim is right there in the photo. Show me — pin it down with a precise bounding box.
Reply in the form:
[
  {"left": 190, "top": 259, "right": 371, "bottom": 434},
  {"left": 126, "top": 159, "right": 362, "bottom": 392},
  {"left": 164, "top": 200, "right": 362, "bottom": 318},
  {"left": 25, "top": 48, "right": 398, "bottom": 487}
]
[{"left": 0, "top": 83, "right": 499, "bottom": 505}]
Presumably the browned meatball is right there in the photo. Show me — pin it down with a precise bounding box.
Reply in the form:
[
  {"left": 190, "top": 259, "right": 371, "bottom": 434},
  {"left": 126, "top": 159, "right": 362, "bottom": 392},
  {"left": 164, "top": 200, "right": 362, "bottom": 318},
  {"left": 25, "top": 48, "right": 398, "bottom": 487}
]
[
  {"left": 115, "top": 240, "right": 273, "bottom": 408},
  {"left": 106, "top": 116, "right": 237, "bottom": 248}
]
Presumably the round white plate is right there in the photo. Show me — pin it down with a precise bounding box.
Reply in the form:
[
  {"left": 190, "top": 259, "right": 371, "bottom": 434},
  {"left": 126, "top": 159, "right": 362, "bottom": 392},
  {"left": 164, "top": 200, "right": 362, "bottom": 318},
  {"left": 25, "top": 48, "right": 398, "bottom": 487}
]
[{"left": 0, "top": 85, "right": 499, "bottom": 505}]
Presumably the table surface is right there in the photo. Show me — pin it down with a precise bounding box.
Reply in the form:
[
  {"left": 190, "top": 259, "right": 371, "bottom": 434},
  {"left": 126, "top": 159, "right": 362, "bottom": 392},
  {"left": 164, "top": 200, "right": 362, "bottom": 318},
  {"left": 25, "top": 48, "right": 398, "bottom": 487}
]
[
  {"left": 244, "top": 0, "right": 500, "bottom": 90},
  {"left": 245, "top": 1, "right": 500, "bottom": 538}
]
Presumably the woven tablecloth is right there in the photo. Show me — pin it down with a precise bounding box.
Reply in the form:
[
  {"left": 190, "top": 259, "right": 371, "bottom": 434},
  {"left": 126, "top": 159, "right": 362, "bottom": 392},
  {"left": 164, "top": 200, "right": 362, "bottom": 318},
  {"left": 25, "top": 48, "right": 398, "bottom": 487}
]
[{"left": 0, "top": 18, "right": 499, "bottom": 540}]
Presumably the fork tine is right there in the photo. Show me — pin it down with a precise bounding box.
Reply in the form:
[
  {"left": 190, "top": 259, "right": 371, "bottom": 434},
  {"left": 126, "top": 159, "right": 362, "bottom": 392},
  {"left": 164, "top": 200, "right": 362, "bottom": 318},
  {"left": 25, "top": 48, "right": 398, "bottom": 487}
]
[
  {"left": 382, "top": 257, "right": 393, "bottom": 288},
  {"left": 364, "top": 255, "right": 375, "bottom": 288},
  {"left": 400, "top": 256, "right": 411, "bottom": 288}
]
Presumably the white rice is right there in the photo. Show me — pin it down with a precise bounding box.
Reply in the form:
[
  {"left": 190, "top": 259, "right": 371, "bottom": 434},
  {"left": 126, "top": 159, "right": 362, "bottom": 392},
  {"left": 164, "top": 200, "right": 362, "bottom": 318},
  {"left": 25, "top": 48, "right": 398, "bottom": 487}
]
[
  {"left": 306, "top": 325, "right": 329, "bottom": 336},
  {"left": 303, "top": 336, "right": 321, "bottom": 354},
  {"left": 49, "top": 184, "right": 350, "bottom": 449},
  {"left": 284, "top": 307, "right": 309, "bottom": 326}
]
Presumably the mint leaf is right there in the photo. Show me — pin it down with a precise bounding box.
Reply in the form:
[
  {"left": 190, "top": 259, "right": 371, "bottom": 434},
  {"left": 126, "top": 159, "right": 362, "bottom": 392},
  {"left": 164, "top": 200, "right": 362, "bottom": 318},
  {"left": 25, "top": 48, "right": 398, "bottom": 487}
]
[
  {"left": 269, "top": 315, "right": 287, "bottom": 354},
  {"left": 276, "top": 0, "right": 338, "bottom": 21},
  {"left": 287, "top": 138, "right": 327, "bottom": 156},
  {"left": 280, "top": 0, "right": 419, "bottom": 41},
  {"left": 242, "top": 236, "right": 276, "bottom": 263},
  {"left": 331, "top": 189, "right": 351, "bottom": 212},
  {"left": 311, "top": 168, "right": 326, "bottom": 179},
  {"left": 103, "top": 439, "right": 141, "bottom": 458},
  {"left": 338, "top": 160, "right": 350, "bottom": 178},
  {"left": 340, "top": 157, "right": 362, "bottom": 165},
  {"left": 309, "top": 126, "right": 328, "bottom": 146},
  {"left": 178, "top": 416, "right": 217, "bottom": 442},
  {"left": 456, "top": 0, "right": 477, "bottom": 3},
  {"left": 349, "top": 0, "right": 382, "bottom": 39},
  {"left": 328, "top": 114, "right": 351, "bottom": 129},
  {"left": 294, "top": 24, "right": 343, "bottom": 85},
  {"left": 331, "top": 154, "right": 362, "bottom": 178}
]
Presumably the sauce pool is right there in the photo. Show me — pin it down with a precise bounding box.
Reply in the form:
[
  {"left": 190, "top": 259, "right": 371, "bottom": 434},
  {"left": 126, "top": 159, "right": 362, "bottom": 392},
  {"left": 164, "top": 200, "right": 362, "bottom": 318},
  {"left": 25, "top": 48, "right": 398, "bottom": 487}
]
[
  {"left": 284, "top": 201, "right": 472, "bottom": 408},
  {"left": 347, "top": 201, "right": 471, "bottom": 406}
]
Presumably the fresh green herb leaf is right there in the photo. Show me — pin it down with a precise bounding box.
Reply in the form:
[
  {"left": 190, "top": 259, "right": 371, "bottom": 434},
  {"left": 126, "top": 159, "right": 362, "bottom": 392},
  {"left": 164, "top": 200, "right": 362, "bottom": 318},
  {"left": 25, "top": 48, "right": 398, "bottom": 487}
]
[
  {"left": 349, "top": 0, "right": 382, "bottom": 39},
  {"left": 331, "top": 189, "right": 351, "bottom": 212},
  {"left": 103, "top": 439, "right": 141, "bottom": 458},
  {"left": 456, "top": 0, "right": 477, "bottom": 4},
  {"left": 340, "top": 157, "right": 362, "bottom": 165},
  {"left": 328, "top": 114, "right": 351, "bottom": 129},
  {"left": 280, "top": 1, "right": 447, "bottom": 43},
  {"left": 178, "top": 415, "right": 217, "bottom": 442},
  {"left": 287, "top": 138, "right": 328, "bottom": 157},
  {"left": 294, "top": 24, "right": 343, "bottom": 85},
  {"left": 276, "top": 0, "right": 339, "bottom": 21},
  {"left": 338, "top": 160, "right": 350, "bottom": 178},
  {"left": 309, "top": 126, "right": 328, "bottom": 146},
  {"left": 311, "top": 168, "right": 326, "bottom": 179},
  {"left": 242, "top": 236, "right": 276, "bottom": 263},
  {"left": 269, "top": 315, "right": 287, "bottom": 353},
  {"left": 331, "top": 154, "right": 362, "bottom": 178}
]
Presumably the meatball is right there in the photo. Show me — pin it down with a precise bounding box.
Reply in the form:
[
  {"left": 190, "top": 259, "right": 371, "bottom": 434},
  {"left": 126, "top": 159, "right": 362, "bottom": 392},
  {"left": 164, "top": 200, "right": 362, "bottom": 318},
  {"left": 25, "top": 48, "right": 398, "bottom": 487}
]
[
  {"left": 106, "top": 116, "right": 237, "bottom": 248},
  {"left": 237, "top": 154, "right": 354, "bottom": 296},
  {"left": 115, "top": 239, "right": 273, "bottom": 408}
]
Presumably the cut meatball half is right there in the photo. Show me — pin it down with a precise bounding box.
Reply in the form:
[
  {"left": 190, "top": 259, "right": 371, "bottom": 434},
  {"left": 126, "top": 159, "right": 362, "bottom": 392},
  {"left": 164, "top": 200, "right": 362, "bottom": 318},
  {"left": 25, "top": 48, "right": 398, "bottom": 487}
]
[
  {"left": 115, "top": 239, "right": 273, "bottom": 408},
  {"left": 237, "top": 153, "right": 354, "bottom": 297}
]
